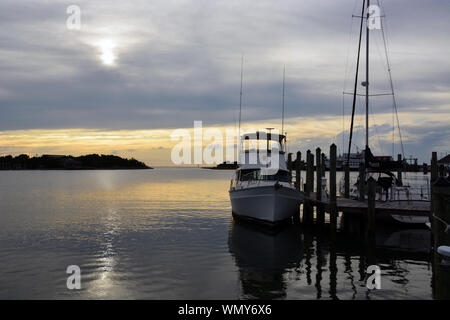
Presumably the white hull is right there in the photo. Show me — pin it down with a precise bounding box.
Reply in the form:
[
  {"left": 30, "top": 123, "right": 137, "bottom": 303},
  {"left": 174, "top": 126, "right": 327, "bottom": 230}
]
[{"left": 230, "top": 185, "right": 304, "bottom": 223}]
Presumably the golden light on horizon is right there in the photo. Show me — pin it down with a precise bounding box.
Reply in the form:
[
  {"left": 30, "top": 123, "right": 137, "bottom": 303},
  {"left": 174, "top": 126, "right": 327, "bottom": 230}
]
[{"left": 1, "top": 110, "right": 449, "bottom": 165}]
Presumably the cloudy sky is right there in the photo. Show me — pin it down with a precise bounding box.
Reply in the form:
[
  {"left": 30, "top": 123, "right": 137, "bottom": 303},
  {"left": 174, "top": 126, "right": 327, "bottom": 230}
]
[{"left": 0, "top": 0, "right": 449, "bottom": 165}]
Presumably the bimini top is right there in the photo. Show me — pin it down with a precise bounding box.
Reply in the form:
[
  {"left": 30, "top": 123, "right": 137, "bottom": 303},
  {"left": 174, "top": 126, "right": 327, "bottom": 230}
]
[{"left": 241, "top": 131, "right": 286, "bottom": 143}]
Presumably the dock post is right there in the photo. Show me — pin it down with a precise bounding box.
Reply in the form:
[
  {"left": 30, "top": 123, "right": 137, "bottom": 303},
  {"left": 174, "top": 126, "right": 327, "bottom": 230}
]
[
  {"left": 431, "top": 177, "right": 450, "bottom": 299},
  {"left": 288, "top": 153, "right": 293, "bottom": 175},
  {"left": 293, "top": 151, "right": 302, "bottom": 225},
  {"left": 366, "top": 178, "right": 377, "bottom": 265},
  {"left": 316, "top": 148, "right": 322, "bottom": 202},
  {"left": 430, "top": 152, "right": 438, "bottom": 247},
  {"left": 397, "top": 154, "right": 403, "bottom": 185},
  {"left": 304, "top": 151, "right": 314, "bottom": 224},
  {"left": 316, "top": 148, "right": 324, "bottom": 225},
  {"left": 321, "top": 153, "right": 326, "bottom": 177},
  {"left": 358, "top": 163, "right": 365, "bottom": 201},
  {"left": 367, "top": 178, "right": 376, "bottom": 234},
  {"left": 344, "top": 165, "right": 350, "bottom": 198},
  {"left": 431, "top": 152, "right": 438, "bottom": 183},
  {"left": 305, "top": 150, "right": 313, "bottom": 195},
  {"left": 432, "top": 179, "right": 450, "bottom": 252},
  {"left": 295, "top": 151, "right": 301, "bottom": 190},
  {"left": 423, "top": 162, "right": 428, "bottom": 175},
  {"left": 330, "top": 144, "right": 337, "bottom": 231}
]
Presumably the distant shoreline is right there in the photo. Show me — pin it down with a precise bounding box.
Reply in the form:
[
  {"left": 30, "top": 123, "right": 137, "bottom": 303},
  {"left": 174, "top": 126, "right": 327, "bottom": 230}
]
[
  {"left": 0, "top": 154, "right": 152, "bottom": 170},
  {"left": 0, "top": 168, "right": 152, "bottom": 171}
]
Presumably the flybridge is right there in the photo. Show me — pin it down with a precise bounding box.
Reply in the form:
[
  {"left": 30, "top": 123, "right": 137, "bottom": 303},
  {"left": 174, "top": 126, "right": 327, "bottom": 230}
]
[{"left": 242, "top": 131, "right": 286, "bottom": 142}]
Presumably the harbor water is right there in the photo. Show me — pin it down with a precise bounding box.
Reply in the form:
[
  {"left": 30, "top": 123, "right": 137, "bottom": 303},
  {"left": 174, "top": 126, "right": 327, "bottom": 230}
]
[{"left": 0, "top": 168, "right": 435, "bottom": 299}]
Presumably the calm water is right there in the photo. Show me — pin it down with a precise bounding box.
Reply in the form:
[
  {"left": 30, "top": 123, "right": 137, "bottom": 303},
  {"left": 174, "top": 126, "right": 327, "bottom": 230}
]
[{"left": 0, "top": 168, "right": 435, "bottom": 299}]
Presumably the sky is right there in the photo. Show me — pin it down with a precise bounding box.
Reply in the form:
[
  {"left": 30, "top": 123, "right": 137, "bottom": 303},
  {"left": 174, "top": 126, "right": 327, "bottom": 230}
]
[{"left": 0, "top": 0, "right": 449, "bottom": 165}]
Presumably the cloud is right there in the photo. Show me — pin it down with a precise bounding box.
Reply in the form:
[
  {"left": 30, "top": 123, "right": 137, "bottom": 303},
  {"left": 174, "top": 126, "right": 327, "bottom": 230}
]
[{"left": 0, "top": 0, "right": 449, "bottom": 162}]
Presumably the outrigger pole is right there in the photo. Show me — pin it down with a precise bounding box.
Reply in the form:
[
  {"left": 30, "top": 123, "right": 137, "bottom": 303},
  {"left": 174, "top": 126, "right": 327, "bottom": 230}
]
[
  {"left": 281, "top": 65, "right": 286, "bottom": 136},
  {"left": 238, "top": 54, "right": 244, "bottom": 142}
]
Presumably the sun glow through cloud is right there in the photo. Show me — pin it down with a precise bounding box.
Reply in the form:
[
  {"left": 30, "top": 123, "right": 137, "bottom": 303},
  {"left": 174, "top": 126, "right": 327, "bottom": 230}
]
[{"left": 99, "top": 39, "right": 116, "bottom": 66}]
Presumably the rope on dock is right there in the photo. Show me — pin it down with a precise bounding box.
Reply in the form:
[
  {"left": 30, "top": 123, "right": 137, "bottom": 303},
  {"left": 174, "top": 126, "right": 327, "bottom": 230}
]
[{"left": 433, "top": 214, "right": 450, "bottom": 233}]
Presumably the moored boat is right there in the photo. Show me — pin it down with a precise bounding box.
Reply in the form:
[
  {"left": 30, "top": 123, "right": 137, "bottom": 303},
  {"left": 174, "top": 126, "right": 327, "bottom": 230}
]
[{"left": 229, "top": 131, "right": 304, "bottom": 224}]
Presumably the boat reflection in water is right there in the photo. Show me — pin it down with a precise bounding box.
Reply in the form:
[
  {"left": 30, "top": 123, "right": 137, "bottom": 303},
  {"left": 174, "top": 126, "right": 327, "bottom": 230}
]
[
  {"left": 228, "top": 221, "right": 303, "bottom": 299},
  {"left": 229, "top": 214, "right": 435, "bottom": 299}
]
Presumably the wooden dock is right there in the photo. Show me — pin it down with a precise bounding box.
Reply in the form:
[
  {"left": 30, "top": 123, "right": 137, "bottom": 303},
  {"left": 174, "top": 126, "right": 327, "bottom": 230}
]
[
  {"left": 291, "top": 144, "right": 437, "bottom": 228},
  {"left": 334, "top": 197, "right": 430, "bottom": 216}
]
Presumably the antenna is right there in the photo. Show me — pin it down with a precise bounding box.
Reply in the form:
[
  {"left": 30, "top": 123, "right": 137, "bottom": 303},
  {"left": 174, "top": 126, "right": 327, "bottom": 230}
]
[
  {"left": 281, "top": 65, "right": 286, "bottom": 135},
  {"left": 238, "top": 54, "right": 244, "bottom": 141}
]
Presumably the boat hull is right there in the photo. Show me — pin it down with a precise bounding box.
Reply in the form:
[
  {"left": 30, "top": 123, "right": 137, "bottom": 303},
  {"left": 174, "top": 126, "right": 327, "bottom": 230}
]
[{"left": 229, "top": 185, "right": 304, "bottom": 224}]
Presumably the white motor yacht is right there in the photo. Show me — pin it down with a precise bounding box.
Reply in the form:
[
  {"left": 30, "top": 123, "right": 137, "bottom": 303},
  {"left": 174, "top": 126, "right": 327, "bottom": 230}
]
[{"left": 229, "top": 131, "right": 304, "bottom": 224}]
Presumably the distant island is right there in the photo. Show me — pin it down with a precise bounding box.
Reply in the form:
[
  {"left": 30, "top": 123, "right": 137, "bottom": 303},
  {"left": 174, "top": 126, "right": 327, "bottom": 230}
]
[
  {"left": 0, "top": 154, "right": 152, "bottom": 170},
  {"left": 204, "top": 161, "right": 238, "bottom": 170}
]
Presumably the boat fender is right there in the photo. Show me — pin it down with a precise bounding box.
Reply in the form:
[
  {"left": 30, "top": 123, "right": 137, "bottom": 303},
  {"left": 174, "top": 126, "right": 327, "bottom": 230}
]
[{"left": 438, "top": 246, "right": 450, "bottom": 259}]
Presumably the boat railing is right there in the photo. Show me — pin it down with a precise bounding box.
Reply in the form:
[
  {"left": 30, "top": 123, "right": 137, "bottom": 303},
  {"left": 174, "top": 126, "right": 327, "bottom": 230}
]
[
  {"left": 231, "top": 170, "right": 294, "bottom": 190},
  {"left": 338, "top": 175, "right": 431, "bottom": 202}
]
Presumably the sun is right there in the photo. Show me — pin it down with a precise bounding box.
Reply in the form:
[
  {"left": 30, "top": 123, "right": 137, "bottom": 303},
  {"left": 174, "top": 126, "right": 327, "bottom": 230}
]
[{"left": 99, "top": 40, "right": 117, "bottom": 66}]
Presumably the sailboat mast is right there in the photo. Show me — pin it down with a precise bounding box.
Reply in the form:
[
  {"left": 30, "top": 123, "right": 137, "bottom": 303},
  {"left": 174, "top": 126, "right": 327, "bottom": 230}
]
[
  {"left": 365, "top": 0, "right": 370, "bottom": 150},
  {"left": 346, "top": 0, "right": 366, "bottom": 166}
]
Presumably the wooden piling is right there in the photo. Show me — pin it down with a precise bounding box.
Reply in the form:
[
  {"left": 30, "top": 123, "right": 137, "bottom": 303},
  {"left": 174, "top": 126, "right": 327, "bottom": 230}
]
[
  {"left": 304, "top": 150, "right": 314, "bottom": 224},
  {"left": 294, "top": 151, "right": 302, "bottom": 225},
  {"left": 321, "top": 153, "right": 326, "bottom": 177},
  {"left": 316, "top": 148, "right": 322, "bottom": 202},
  {"left": 367, "top": 177, "right": 376, "bottom": 235},
  {"left": 295, "top": 151, "right": 301, "bottom": 190},
  {"left": 358, "top": 163, "right": 365, "bottom": 201},
  {"left": 288, "top": 153, "right": 293, "bottom": 174},
  {"left": 330, "top": 144, "right": 337, "bottom": 230},
  {"left": 430, "top": 152, "right": 438, "bottom": 247},
  {"left": 365, "top": 177, "right": 377, "bottom": 265},
  {"left": 397, "top": 154, "right": 403, "bottom": 185},
  {"left": 423, "top": 162, "right": 428, "bottom": 175},
  {"left": 432, "top": 178, "right": 450, "bottom": 251},
  {"left": 431, "top": 178, "right": 450, "bottom": 299},
  {"left": 431, "top": 152, "right": 438, "bottom": 183},
  {"left": 316, "top": 148, "right": 324, "bottom": 225},
  {"left": 344, "top": 165, "right": 350, "bottom": 198},
  {"left": 305, "top": 150, "right": 313, "bottom": 196}
]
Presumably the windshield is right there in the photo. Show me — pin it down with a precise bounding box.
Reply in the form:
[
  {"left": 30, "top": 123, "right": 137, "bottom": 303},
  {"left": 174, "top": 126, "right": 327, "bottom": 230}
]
[{"left": 238, "top": 169, "right": 291, "bottom": 183}]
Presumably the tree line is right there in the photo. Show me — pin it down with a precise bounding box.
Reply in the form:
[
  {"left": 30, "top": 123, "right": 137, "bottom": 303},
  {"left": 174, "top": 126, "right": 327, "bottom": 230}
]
[{"left": 0, "top": 154, "right": 151, "bottom": 170}]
